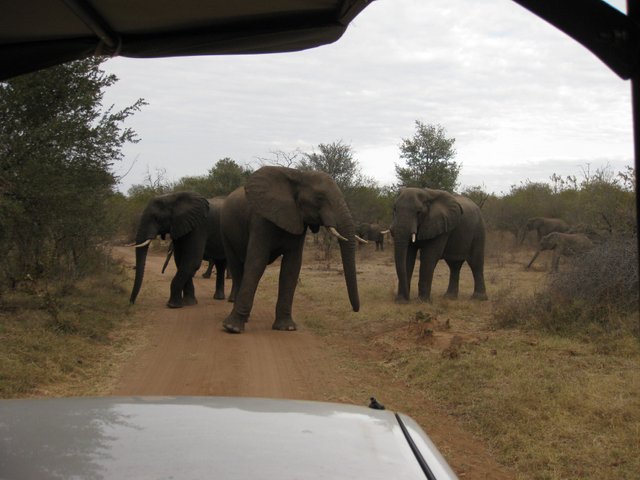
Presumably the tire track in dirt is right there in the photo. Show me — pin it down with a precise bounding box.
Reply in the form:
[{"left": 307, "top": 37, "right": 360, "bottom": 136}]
[{"left": 111, "top": 246, "right": 515, "bottom": 479}]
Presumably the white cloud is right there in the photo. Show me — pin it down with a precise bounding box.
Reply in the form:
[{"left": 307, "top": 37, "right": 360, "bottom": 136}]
[{"left": 104, "top": 0, "right": 633, "bottom": 194}]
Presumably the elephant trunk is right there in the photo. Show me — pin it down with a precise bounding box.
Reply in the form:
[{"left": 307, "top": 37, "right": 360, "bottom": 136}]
[
  {"left": 394, "top": 238, "right": 410, "bottom": 301},
  {"left": 335, "top": 213, "right": 360, "bottom": 312},
  {"left": 526, "top": 249, "right": 541, "bottom": 269},
  {"left": 130, "top": 244, "right": 149, "bottom": 304}
]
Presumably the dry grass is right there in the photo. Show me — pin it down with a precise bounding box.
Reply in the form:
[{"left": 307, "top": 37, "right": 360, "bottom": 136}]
[
  {"left": 296, "top": 234, "right": 640, "bottom": 480},
  {"left": 1, "top": 233, "right": 638, "bottom": 479},
  {"left": 0, "top": 260, "right": 141, "bottom": 397}
]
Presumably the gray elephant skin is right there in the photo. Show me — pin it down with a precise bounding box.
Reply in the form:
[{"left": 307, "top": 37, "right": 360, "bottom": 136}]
[
  {"left": 130, "top": 192, "right": 226, "bottom": 308},
  {"left": 520, "top": 217, "right": 570, "bottom": 244},
  {"left": 202, "top": 196, "right": 228, "bottom": 300},
  {"left": 526, "top": 232, "right": 593, "bottom": 272},
  {"left": 161, "top": 196, "right": 228, "bottom": 300},
  {"left": 220, "top": 166, "right": 360, "bottom": 333},
  {"left": 391, "top": 187, "right": 487, "bottom": 302},
  {"left": 357, "top": 223, "right": 390, "bottom": 251}
]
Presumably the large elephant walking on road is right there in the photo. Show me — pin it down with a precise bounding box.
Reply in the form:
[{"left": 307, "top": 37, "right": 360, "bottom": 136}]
[
  {"left": 220, "top": 166, "right": 360, "bottom": 333},
  {"left": 161, "top": 196, "right": 229, "bottom": 300},
  {"left": 391, "top": 187, "right": 487, "bottom": 302},
  {"left": 130, "top": 191, "right": 210, "bottom": 308}
]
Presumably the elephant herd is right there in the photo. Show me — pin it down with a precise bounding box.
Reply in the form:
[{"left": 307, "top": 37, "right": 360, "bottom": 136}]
[
  {"left": 129, "top": 166, "right": 359, "bottom": 334},
  {"left": 128, "top": 166, "right": 589, "bottom": 334}
]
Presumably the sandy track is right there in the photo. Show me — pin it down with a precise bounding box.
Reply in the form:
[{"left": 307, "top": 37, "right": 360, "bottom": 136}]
[
  {"left": 112, "top": 247, "right": 343, "bottom": 400},
  {"left": 111, "top": 246, "right": 515, "bottom": 479}
]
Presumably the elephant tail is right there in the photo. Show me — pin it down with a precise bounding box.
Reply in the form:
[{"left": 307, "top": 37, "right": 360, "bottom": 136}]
[{"left": 161, "top": 242, "right": 174, "bottom": 274}]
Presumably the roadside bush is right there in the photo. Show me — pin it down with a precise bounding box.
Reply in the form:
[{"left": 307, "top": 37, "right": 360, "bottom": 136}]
[{"left": 494, "top": 236, "right": 639, "bottom": 336}]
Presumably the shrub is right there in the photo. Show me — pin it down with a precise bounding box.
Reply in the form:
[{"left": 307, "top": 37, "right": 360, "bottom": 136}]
[{"left": 494, "top": 236, "right": 638, "bottom": 336}]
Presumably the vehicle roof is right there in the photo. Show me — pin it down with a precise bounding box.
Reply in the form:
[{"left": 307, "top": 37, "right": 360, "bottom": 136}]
[
  {"left": 1, "top": 1, "right": 638, "bottom": 81},
  {"left": 0, "top": 0, "right": 370, "bottom": 80},
  {"left": 0, "top": 396, "right": 458, "bottom": 479}
]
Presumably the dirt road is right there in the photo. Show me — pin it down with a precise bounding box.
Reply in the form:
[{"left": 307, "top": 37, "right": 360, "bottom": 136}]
[{"left": 112, "top": 246, "right": 515, "bottom": 479}]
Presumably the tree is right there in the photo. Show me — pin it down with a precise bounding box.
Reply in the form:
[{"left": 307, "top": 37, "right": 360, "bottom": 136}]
[
  {"left": 207, "top": 158, "right": 252, "bottom": 196},
  {"left": 0, "top": 58, "right": 145, "bottom": 283},
  {"left": 170, "top": 158, "right": 251, "bottom": 198},
  {"left": 298, "top": 141, "right": 362, "bottom": 192},
  {"left": 395, "top": 121, "right": 460, "bottom": 191}
]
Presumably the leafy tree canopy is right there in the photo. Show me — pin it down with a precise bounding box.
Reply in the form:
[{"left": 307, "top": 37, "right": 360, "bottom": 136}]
[
  {"left": 168, "top": 157, "right": 252, "bottom": 198},
  {"left": 0, "top": 58, "right": 145, "bottom": 282},
  {"left": 395, "top": 121, "right": 460, "bottom": 192},
  {"left": 298, "top": 140, "right": 362, "bottom": 192}
]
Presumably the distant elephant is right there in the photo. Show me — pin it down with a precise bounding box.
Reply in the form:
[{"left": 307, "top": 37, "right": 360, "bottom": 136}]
[
  {"left": 526, "top": 232, "right": 593, "bottom": 272},
  {"left": 130, "top": 191, "right": 209, "bottom": 308},
  {"left": 161, "top": 196, "right": 228, "bottom": 300},
  {"left": 391, "top": 187, "right": 487, "bottom": 302},
  {"left": 356, "top": 223, "right": 390, "bottom": 251},
  {"left": 519, "top": 217, "right": 570, "bottom": 244},
  {"left": 220, "top": 166, "right": 360, "bottom": 333}
]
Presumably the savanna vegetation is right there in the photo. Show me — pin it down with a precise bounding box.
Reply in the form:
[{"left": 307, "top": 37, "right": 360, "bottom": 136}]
[{"left": 0, "top": 59, "right": 638, "bottom": 480}]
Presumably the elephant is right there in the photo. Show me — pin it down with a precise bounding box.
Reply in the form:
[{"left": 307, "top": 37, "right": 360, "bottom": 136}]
[
  {"left": 526, "top": 232, "right": 593, "bottom": 272},
  {"left": 390, "top": 187, "right": 487, "bottom": 303},
  {"left": 356, "top": 222, "right": 390, "bottom": 251},
  {"left": 519, "top": 217, "right": 570, "bottom": 244},
  {"left": 220, "top": 166, "right": 360, "bottom": 333},
  {"left": 129, "top": 191, "right": 210, "bottom": 308},
  {"left": 160, "top": 196, "right": 228, "bottom": 300}
]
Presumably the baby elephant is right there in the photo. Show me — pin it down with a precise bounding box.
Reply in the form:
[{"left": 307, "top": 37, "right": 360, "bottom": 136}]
[{"left": 526, "top": 232, "right": 593, "bottom": 272}]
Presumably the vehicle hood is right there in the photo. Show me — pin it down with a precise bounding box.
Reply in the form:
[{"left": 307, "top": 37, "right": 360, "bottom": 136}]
[{"left": 0, "top": 396, "right": 457, "bottom": 479}]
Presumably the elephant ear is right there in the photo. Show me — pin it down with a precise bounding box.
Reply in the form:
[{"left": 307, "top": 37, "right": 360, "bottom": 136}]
[
  {"left": 417, "top": 190, "right": 463, "bottom": 240},
  {"left": 170, "top": 192, "right": 210, "bottom": 239},
  {"left": 245, "top": 166, "right": 305, "bottom": 235}
]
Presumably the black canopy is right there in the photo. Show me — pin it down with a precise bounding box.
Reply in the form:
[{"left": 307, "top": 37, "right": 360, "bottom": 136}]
[
  {"left": 0, "top": 0, "right": 371, "bottom": 80},
  {"left": 1, "top": 1, "right": 639, "bottom": 81}
]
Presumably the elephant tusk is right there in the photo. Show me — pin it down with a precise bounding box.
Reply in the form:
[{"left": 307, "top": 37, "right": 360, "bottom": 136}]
[
  {"left": 355, "top": 235, "right": 369, "bottom": 244},
  {"left": 411, "top": 233, "right": 416, "bottom": 243},
  {"left": 131, "top": 239, "right": 152, "bottom": 248},
  {"left": 380, "top": 229, "right": 390, "bottom": 234},
  {"left": 328, "top": 226, "right": 349, "bottom": 242}
]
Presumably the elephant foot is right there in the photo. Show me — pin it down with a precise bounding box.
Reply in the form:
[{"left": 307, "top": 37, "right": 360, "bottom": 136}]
[
  {"left": 394, "top": 295, "right": 410, "bottom": 304},
  {"left": 167, "top": 299, "right": 183, "bottom": 309},
  {"left": 472, "top": 292, "right": 488, "bottom": 301},
  {"left": 272, "top": 317, "right": 297, "bottom": 331},
  {"left": 418, "top": 295, "right": 433, "bottom": 304},
  {"left": 213, "top": 291, "right": 225, "bottom": 300},
  {"left": 223, "top": 313, "right": 248, "bottom": 334},
  {"left": 443, "top": 292, "right": 459, "bottom": 300},
  {"left": 182, "top": 296, "right": 198, "bottom": 307}
]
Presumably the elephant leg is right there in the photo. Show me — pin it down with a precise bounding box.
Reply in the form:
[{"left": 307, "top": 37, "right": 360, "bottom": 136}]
[
  {"left": 202, "top": 261, "right": 214, "bottom": 278},
  {"left": 182, "top": 277, "right": 198, "bottom": 306},
  {"left": 169, "top": 238, "right": 202, "bottom": 308},
  {"left": 168, "top": 247, "right": 187, "bottom": 308},
  {"left": 222, "top": 237, "right": 243, "bottom": 303},
  {"left": 223, "top": 242, "right": 269, "bottom": 333},
  {"left": 417, "top": 249, "right": 438, "bottom": 302},
  {"left": 273, "top": 240, "right": 304, "bottom": 331},
  {"left": 468, "top": 248, "right": 488, "bottom": 300},
  {"left": 443, "top": 259, "right": 463, "bottom": 299},
  {"left": 213, "top": 259, "right": 226, "bottom": 300}
]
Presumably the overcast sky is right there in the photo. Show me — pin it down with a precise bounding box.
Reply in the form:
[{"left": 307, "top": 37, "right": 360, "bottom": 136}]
[{"left": 102, "top": 0, "right": 633, "bottom": 195}]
